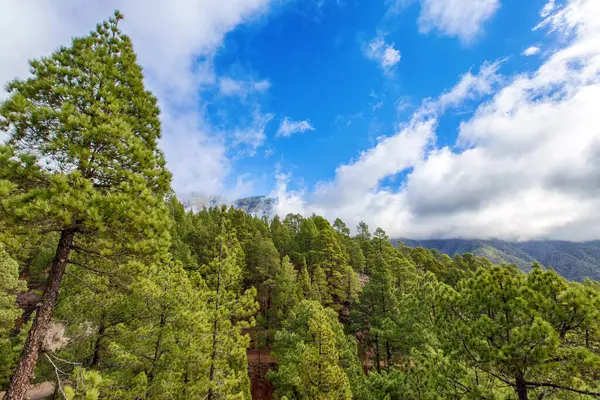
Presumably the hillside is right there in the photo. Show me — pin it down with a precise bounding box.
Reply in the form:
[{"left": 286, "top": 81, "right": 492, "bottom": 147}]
[{"left": 397, "top": 239, "right": 600, "bottom": 281}]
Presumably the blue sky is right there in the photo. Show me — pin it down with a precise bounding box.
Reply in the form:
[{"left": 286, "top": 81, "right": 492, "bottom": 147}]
[
  {"left": 3, "top": 0, "right": 600, "bottom": 240},
  {"left": 207, "top": 0, "right": 548, "bottom": 193}
]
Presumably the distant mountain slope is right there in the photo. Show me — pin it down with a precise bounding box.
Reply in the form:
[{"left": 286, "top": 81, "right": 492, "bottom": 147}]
[
  {"left": 397, "top": 239, "right": 600, "bottom": 281},
  {"left": 234, "top": 196, "right": 275, "bottom": 217},
  {"left": 181, "top": 194, "right": 276, "bottom": 218}
]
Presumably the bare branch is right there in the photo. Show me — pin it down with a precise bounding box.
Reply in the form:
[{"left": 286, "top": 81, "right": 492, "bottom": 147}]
[{"left": 44, "top": 353, "right": 68, "bottom": 399}]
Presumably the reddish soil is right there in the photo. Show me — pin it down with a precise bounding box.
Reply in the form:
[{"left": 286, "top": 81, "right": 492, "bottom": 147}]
[{"left": 247, "top": 348, "right": 277, "bottom": 400}]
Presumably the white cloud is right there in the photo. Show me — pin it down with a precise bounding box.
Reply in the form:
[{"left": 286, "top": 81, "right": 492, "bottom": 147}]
[
  {"left": 159, "top": 112, "right": 229, "bottom": 194},
  {"left": 390, "top": 0, "right": 500, "bottom": 43},
  {"left": 523, "top": 46, "right": 541, "bottom": 56},
  {"left": 271, "top": 172, "right": 308, "bottom": 216},
  {"left": 230, "top": 108, "right": 274, "bottom": 156},
  {"left": 364, "top": 35, "right": 401, "bottom": 74},
  {"left": 434, "top": 60, "right": 504, "bottom": 111},
  {"left": 383, "top": 47, "right": 402, "bottom": 67},
  {"left": 275, "top": 0, "right": 600, "bottom": 241},
  {"left": 0, "top": 0, "right": 272, "bottom": 195},
  {"left": 313, "top": 115, "right": 436, "bottom": 204},
  {"left": 373, "top": 101, "right": 384, "bottom": 111},
  {"left": 264, "top": 148, "right": 275, "bottom": 158},
  {"left": 219, "top": 77, "right": 271, "bottom": 97},
  {"left": 540, "top": 0, "right": 556, "bottom": 18},
  {"left": 253, "top": 80, "right": 271, "bottom": 92},
  {"left": 276, "top": 117, "right": 316, "bottom": 138}
]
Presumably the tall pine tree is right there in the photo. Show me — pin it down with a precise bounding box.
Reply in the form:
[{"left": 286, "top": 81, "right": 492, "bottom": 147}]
[
  {"left": 203, "top": 217, "right": 258, "bottom": 400},
  {"left": 269, "top": 301, "right": 353, "bottom": 399},
  {"left": 0, "top": 12, "right": 171, "bottom": 398}
]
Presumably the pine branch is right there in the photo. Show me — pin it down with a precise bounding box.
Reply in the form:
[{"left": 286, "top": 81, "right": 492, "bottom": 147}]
[{"left": 525, "top": 381, "right": 600, "bottom": 397}]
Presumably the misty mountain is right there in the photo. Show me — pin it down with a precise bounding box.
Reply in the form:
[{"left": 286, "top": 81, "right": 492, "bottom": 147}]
[
  {"left": 181, "top": 194, "right": 276, "bottom": 218},
  {"left": 233, "top": 196, "right": 275, "bottom": 217},
  {"left": 397, "top": 238, "right": 600, "bottom": 281}
]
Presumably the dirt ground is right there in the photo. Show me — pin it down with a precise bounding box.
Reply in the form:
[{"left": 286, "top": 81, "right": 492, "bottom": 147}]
[
  {"left": 248, "top": 348, "right": 277, "bottom": 400},
  {"left": 0, "top": 382, "right": 55, "bottom": 400}
]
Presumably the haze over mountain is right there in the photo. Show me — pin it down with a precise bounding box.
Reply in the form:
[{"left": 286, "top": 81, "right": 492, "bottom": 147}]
[
  {"left": 181, "top": 194, "right": 276, "bottom": 217},
  {"left": 398, "top": 239, "right": 600, "bottom": 282}
]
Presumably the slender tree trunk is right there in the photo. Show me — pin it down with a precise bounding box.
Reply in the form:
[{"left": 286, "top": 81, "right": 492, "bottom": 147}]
[
  {"left": 516, "top": 373, "right": 528, "bottom": 400},
  {"left": 147, "top": 311, "right": 166, "bottom": 385},
  {"left": 585, "top": 328, "right": 590, "bottom": 348},
  {"left": 89, "top": 315, "right": 106, "bottom": 367},
  {"left": 386, "top": 340, "right": 391, "bottom": 369},
  {"left": 182, "top": 371, "right": 189, "bottom": 398},
  {"left": 375, "top": 334, "right": 381, "bottom": 373},
  {"left": 207, "top": 243, "right": 223, "bottom": 400},
  {"left": 6, "top": 229, "right": 75, "bottom": 400}
]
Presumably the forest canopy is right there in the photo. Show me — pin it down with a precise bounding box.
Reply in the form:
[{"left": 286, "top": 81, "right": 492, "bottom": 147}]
[{"left": 1, "top": 12, "right": 600, "bottom": 400}]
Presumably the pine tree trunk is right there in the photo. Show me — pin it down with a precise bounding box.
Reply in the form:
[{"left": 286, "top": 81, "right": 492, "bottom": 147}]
[
  {"left": 515, "top": 373, "right": 528, "bottom": 400},
  {"left": 147, "top": 312, "right": 166, "bottom": 385},
  {"left": 207, "top": 243, "right": 223, "bottom": 400},
  {"left": 89, "top": 315, "right": 106, "bottom": 367},
  {"left": 375, "top": 334, "right": 381, "bottom": 373},
  {"left": 6, "top": 229, "right": 75, "bottom": 400},
  {"left": 386, "top": 340, "right": 391, "bottom": 369}
]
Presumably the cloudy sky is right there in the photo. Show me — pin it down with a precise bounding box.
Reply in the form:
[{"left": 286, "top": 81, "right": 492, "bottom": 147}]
[{"left": 2, "top": 0, "right": 599, "bottom": 241}]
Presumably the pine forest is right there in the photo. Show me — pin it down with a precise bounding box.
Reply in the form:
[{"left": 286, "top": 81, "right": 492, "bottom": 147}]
[{"left": 1, "top": 13, "right": 600, "bottom": 400}]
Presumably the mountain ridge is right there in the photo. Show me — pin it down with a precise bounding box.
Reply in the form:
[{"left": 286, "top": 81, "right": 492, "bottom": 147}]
[{"left": 396, "top": 238, "right": 600, "bottom": 281}]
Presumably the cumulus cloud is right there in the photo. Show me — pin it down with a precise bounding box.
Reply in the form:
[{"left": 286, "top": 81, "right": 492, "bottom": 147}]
[
  {"left": 271, "top": 172, "right": 308, "bottom": 216},
  {"left": 275, "top": 0, "right": 600, "bottom": 241},
  {"left": 159, "top": 113, "right": 229, "bottom": 194},
  {"left": 0, "top": 0, "right": 272, "bottom": 194},
  {"left": 523, "top": 46, "right": 542, "bottom": 56},
  {"left": 364, "top": 35, "right": 401, "bottom": 74},
  {"left": 390, "top": 0, "right": 500, "bottom": 43},
  {"left": 276, "top": 117, "right": 316, "bottom": 138},
  {"left": 418, "top": 0, "right": 500, "bottom": 43}
]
